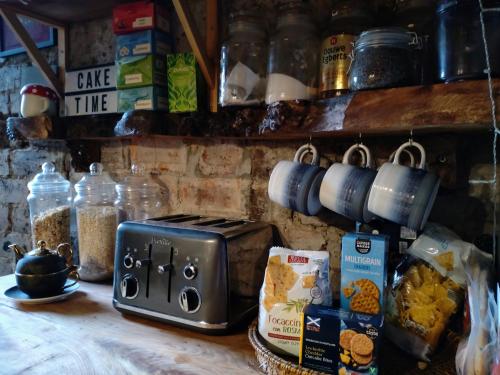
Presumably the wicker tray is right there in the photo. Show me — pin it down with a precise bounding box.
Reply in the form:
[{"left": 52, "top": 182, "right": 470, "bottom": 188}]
[{"left": 248, "top": 319, "right": 457, "bottom": 375}]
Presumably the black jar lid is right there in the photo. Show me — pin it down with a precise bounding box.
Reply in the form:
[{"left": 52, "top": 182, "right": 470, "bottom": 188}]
[{"left": 355, "top": 27, "right": 417, "bottom": 50}]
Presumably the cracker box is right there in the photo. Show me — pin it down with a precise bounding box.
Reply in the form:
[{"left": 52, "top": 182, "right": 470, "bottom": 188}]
[
  {"left": 116, "top": 55, "right": 167, "bottom": 89},
  {"left": 167, "top": 53, "right": 204, "bottom": 113},
  {"left": 340, "top": 233, "right": 389, "bottom": 316},
  {"left": 116, "top": 30, "right": 174, "bottom": 59},
  {"left": 113, "top": 1, "right": 170, "bottom": 35},
  {"left": 118, "top": 86, "right": 168, "bottom": 112},
  {"left": 299, "top": 304, "right": 383, "bottom": 374}
]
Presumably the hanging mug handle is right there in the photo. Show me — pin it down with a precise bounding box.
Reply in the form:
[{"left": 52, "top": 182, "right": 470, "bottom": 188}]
[
  {"left": 342, "top": 144, "right": 371, "bottom": 168},
  {"left": 393, "top": 141, "right": 426, "bottom": 169},
  {"left": 293, "top": 144, "right": 319, "bottom": 165},
  {"left": 389, "top": 149, "right": 416, "bottom": 168}
]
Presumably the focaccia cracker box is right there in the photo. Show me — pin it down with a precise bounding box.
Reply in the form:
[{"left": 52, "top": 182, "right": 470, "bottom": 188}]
[{"left": 340, "top": 233, "right": 389, "bottom": 316}]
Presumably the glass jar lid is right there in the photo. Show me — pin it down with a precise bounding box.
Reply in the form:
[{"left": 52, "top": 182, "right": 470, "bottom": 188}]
[
  {"left": 75, "top": 162, "right": 116, "bottom": 196},
  {"left": 437, "top": 0, "right": 500, "bottom": 13},
  {"left": 355, "top": 27, "right": 417, "bottom": 50},
  {"left": 228, "top": 11, "right": 266, "bottom": 39},
  {"left": 116, "top": 164, "right": 160, "bottom": 195},
  {"left": 27, "top": 162, "right": 70, "bottom": 194},
  {"left": 276, "top": 0, "right": 316, "bottom": 31},
  {"left": 331, "top": 0, "right": 374, "bottom": 20}
]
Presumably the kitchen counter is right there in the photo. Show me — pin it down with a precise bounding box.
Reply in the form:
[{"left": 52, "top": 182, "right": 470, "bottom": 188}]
[{"left": 0, "top": 274, "right": 260, "bottom": 375}]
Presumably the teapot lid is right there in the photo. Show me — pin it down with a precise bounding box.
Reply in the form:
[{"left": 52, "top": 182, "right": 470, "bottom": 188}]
[{"left": 28, "top": 162, "right": 71, "bottom": 194}]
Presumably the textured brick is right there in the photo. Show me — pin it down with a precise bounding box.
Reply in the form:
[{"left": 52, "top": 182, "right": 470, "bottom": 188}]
[
  {"left": 197, "top": 143, "right": 247, "bottom": 177},
  {"left": 279, "top": 218, "right": 327, "bottom": 250},
  {"left": 248, "top": 180, "right": 272, "bottom": 222},
  {"left": 155, "top": 140, "right": 188, "bottom": 174},
  {"left": 10, "top": 148, "right": 65, "bottom": 178},
  {"left": 0, "top": 205, "right": 9, "bottom": 235},
  {"left": 0, "top": 149, "right": 9, "bottom": 176},
  {"left": 11, "top": 204, "right": 30, "bottom": 234},
  {"left": 178, "top": 177, "right": 250, "bottom": 218},
  {"left": 0, "top": 178, "right": 28, "bottom": 204},
  {"left": 157, "top": 174, "right": 179, "bottom": 212},
  {"left": 101, "top": 141, "right": 129, "bottom": 170}
]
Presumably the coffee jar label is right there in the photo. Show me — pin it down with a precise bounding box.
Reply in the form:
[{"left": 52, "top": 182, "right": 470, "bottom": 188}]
[{"left": 319, "top": 34, "right": 355, "bottom": 95}]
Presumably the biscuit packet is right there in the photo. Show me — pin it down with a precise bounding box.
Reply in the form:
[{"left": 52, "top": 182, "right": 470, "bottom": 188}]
[
  {"left": 258, "top": 247, "right": 332, "bottom": 357},
  {"left": 385, "top": 223, "right": 470, "bottom": 362}
]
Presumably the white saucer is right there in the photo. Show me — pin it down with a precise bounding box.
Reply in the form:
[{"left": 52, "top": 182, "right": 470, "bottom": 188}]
[{"left": 3, "top": 280, "right": 80, "bottom": 304}]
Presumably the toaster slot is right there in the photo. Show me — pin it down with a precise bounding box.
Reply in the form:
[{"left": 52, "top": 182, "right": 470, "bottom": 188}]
[
  {"left": 168, "top": 246, "right": 174, "bottom": 303},
  {"left": 149, "top": 214, "right": 191, "bottom": 221},
  {"left": 146, "top": 243, "right": 152, "bottom": 298},
  {"left": 213, "top": 220, "right": 247, "bottom": 228},
  {"left": 193, "top": 218, "right": 227, "bottom": 226},
  {"left": 163, "top": 215, "right": 202, "bottom": 223}
]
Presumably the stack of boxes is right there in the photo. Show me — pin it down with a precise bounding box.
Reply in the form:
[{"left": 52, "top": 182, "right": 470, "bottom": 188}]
[{"left": 113, "top": 1, "right": 173, "bottom": 112}]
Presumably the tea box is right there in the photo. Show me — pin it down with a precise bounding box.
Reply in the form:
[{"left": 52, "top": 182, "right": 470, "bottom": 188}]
[
  {"left": 118, "top": 86, "right": 168, "bottom": 112},
  {"left": 116, "top": 30, "right": 173, "bottom": 59},
  {"left": 116, "top": 55, "right": 167, "bottom": 89},
  {"left": 113, "top": 1, "right": 169, "bottom": 34},
  {"left": 167, "top": 53, "right": 203, "bottom": 113}
]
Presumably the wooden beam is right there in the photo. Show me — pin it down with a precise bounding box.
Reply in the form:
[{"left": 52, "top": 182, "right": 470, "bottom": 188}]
[
  {"left": 57, "top": 25, "right": 68, "bottom": 115},
  {"left": 0, "top": 8, "right": 64, "bottom": 98},
  {"left": 206, "top": 0, "right": 218, "bottom": 112},
  {"left": 172, "top": 0, "right": 214, "bottom": 89},
  {"left": 0, "top": 4, "right": 67, "bottom": 28}
]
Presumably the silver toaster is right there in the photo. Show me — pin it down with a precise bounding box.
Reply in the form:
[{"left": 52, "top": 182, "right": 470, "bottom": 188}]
[{"left": 112, "top": 214, "right": 275, "bottom": 334}]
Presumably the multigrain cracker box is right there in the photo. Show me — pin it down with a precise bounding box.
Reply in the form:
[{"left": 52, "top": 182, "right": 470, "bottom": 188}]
[
  {"left": 340, "top": 233, "right": 389, "bottom": 315},
  {"left": 299, "top": 304, "right": 383, "bottom": 374},
  {"left": 258, "top": 247, "right": 332, "bottom": 357}
]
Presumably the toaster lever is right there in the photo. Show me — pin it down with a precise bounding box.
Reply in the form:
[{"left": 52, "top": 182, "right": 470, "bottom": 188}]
[
  {"left": 158, "top": 264, "right": 173, "bottom": 274},
  {"left": 136, "top": 259, "right": 151, "bottom": 268}
]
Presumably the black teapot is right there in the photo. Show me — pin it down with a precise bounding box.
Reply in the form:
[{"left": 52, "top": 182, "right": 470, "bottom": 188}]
[{"left": 10, "top": 240, "right": 79, "bottom": 297}]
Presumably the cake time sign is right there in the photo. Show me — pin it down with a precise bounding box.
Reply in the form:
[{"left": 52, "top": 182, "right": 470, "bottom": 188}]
[{"left": 64, "top": 64, "right": 117, "bottom": 116}]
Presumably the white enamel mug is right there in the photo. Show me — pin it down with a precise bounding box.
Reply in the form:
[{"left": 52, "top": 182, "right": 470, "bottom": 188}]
[
  {"left": 368, "top": 141, "right": 440, "bottom": 231},
  {"left": 268, "top": 144, "right": 326, "bottom": 216},
  {"left": 319, "top": 144, "right": 377, "bottom": 223}
]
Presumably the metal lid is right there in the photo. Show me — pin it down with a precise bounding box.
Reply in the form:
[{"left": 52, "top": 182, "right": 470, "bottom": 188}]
[
  {"left": 228, "top": 11, "right": 267, "bottom": 39},
  {"left": 276, "top": 0, "right": 317, "bottom": 32},
  {"left": 355, "top": 27, "right": 417, "bottom": 50},
  {"left": 28, "top": 162, "right": 70, "bottom": 194},
  {"left": 74, "top": 162, "right": 116, "bottom": 196},
  {"left": 116, "top": 164, "right": 160, "bottom": 195}
]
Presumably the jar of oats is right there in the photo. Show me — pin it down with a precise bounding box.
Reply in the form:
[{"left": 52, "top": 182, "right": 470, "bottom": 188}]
[
  {"left": 74, "top": 162, "right": 117, "bottom": 281},
  {"left": 27, "top": 162, "right": 71, "bottom": 250}
]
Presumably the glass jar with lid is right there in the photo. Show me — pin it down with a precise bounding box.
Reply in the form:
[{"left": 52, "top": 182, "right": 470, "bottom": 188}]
[
  {"left": 349, "top": 27, "right": 418, "bottom": 90},
  {"left": 319, "top": 0, "right": 373, "bottom": 98},
  {"left": 436, "top": 0, "right": 500, "bottom": 82},
  {"left": 265, "top": 0, "right": 320, "bottom": 104},
  {"left": 219, "top": 11, "right": 268, "bottom": 107},
  {"left": 393, "top": 0, "right": 436, "bottom": 84},
  {"left": 115, "top": 164, "right": 165, "bottom": 222},
  {"left": 27, "top": 162, "right": 71, "bottom": 250},
  {"left": 74, "top": 162, "right": 117, "bottom": 281}
]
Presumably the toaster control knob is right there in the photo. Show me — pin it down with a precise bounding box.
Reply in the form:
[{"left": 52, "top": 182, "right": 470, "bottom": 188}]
[
  {"left": 120, "top": 275, "right": 139, "bottom": 299},
  {"left": 179, "top": 287, "right": 201, "bottom": 314},
  {"left": 135, "top": 259, "right": 151, "bottom": 268},
  {"left": 183, "top": 264, "right": 197, "bottom": 280},
  {"left": 158, "top": 264, "right": 173, "bottom": 274},
  {"left": 123, "top": 254, "right": 134, "bottom": 269}
]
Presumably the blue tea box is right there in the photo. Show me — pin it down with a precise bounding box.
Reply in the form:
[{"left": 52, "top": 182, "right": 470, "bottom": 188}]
[
  {"left": 300, "top": 304, "right": 383, "bottom": 375},
  {"left": 340, "top": 233, "right": 389, "bottom": 316},
  {"left": 118, "top": 86, "right": 168, "bottom": 112},
  {"left": 116, "top": 30, "right": 173, "bottom": 59}
]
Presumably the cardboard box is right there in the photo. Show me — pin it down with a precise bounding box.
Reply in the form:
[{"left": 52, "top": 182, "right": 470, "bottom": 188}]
[
  {"left": 340, "top": 233, "right": 389, "bottom": 316},
  {"left": 116, "top": 55, "right": 167, "bottom": 89},
  {"left": 300, "top": 304, "right": 383, "bottom": 374},
  {"left": 113, "top": 1, "right": 169, "bottom": 35},
  {"left": 116, "top": 30, "right": 173, "bottom": 59},
  {"left": 167, "top": 53, "right": 203, "bottom": 113},
  {"left": 118, "top": 86, "right": 168, "bottom": 112}
]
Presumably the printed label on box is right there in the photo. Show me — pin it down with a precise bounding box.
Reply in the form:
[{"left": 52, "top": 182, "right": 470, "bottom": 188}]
[
  {"left": 340, "top": 233, "right": 389, "bottom": 316},
  {"left": 133, "top": 43, "right": 152, "bottom": 55},
  {"left": 135, "top": 99, "right": 153, "bottom": 110},
  {"left": 125, "top": 73, "right": 143, "bottom": 85},
  {"left": 133, "top": 17, "right": 153, "bottom": 28}
]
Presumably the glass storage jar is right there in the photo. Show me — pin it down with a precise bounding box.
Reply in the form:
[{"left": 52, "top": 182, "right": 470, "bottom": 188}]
[
  {"left": 319, "top": 0, "right": 373, "bottom": 98},
  {"left": 437, "top": 0, "right": 500, "bottom": 82},
  {"left": 349, "top": 28, "right": 417, "bottom": 90},
  {"left": 393, "top": 0, "right": 436, "bottom": 84},
  {"left": 265, "top": 0, "right": 320, "bottom": 104},
  {"left": 115, "top": 164, "right": 165, "bottom": 222},
  {"left": 27, "top": 162, "right": 71, "bottom": 250},
  {"left": 74, "top": 163, "right": 117, "bottom": 281},
  {"left": 219, "top": 11, "right": 267, "bottom": 107}
]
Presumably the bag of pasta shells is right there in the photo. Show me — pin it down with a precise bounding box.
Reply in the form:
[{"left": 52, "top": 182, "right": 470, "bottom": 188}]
[
  {"left": 258, "top": 247, "right": 331, "bottom": 357},
  {"left": 385, "top": 224, "right": 470, "bottom": 362}
]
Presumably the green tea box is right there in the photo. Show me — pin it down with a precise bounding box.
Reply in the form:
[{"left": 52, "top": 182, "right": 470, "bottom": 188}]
[
  {"left": 116, "top": 55, "right": 167, "bottom": 89},
  {"left": 118, "top": 86, "right": 168, "bottom": 112},
  {"left": 167, "top": 53, "right": 202, "bottom": 113}
]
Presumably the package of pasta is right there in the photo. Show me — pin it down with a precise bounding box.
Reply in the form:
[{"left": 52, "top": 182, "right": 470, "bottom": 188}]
[
  {"left": 385, "top": 223, "right": 470, "bottom": 362},
  {"left": 258, "top": 247, "right": 332, "bottom": 357}
]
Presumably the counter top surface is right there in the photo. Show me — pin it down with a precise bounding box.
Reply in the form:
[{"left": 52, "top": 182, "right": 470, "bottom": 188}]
[{"left": 0, "top": 274, "right": 260, "bottom": 375}]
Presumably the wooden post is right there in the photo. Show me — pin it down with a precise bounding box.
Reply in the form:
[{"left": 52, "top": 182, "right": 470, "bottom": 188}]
[
  {"left": 0, "top": 7, "right": 64, "bottom": 98},
  {"left": 206, "top": 0, "right": 218, "bottom": 112},
  {"left": 57, "top": 26, "right": 68, "bottom": 116}
]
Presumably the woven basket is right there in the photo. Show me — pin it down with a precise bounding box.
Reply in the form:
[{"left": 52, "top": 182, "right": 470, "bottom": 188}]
[{"left": 248, "top": 319, "right": 457, "bottom": 375}]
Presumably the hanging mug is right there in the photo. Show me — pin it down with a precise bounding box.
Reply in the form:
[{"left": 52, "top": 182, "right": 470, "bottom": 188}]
[
  {"left": 319, "top": 144, "right": 377, "bottom": 223},
  {"left": 368, "top": 141, "right": 440, "bottom": 231},
  {"left": 268, "top": 144, "right": 326, "bottom": 216}
]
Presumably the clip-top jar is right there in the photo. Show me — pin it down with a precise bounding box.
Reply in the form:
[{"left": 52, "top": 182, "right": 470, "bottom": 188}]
[
  {"left": 115, "top": 164, "right": 165, "bottom": 222},
  {"left": 265, "top": 0, "right": 320, "bottom": 104},
  {"left": 27, "top": 162, "right": 71, "bottom": 250},
  {"left": 74, "top": 163, "right": 117, "bottom": 281},
  {"left": 436, "top": 0, "right": 500, "bottom": 82},
  {"left": 219, "top": 11, "right": 268, "bottom": 107},
  {"left": 349, "top": 27, "right": 418, "bottom": 91}
]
